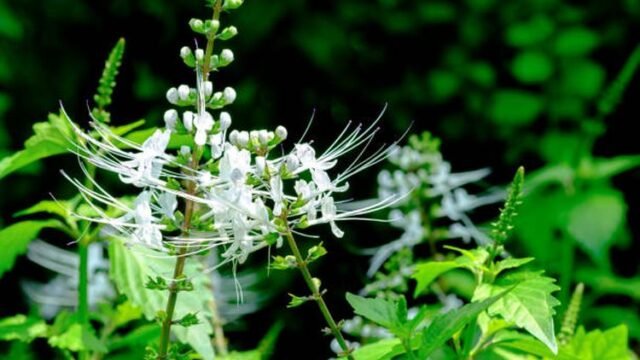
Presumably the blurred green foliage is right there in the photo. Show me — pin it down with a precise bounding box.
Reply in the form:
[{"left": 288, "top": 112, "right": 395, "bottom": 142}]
[{"left": 1, "top": 0, "right": 639, "bottom": 357}]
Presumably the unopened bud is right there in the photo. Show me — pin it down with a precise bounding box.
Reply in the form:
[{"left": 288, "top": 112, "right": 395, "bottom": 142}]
[
  {"left": 223, "top": 87, "right": 236, "bottom": 104},
  {"left": 164, "top": 109, "right": 178, "bottom": 129},
  {"left": 183, "top": 111, "right": 194, "bottom": 132},
  {"left": 180, "top": 46, "right": 192, "bottom": 59},
  {"left": 224, "top": 0, "right": 244, "bottom": 10},
  {"left": 237, "top": 131, "right": 249, "bottom": 148},
  {"left": 219, "top": 111, "right": 231, "bottom": 130},
  {"left": 219, "top": 26, "right": 238, "bottom": 41},
  {"left": 255, "top": 156, "right": 266, "bottom": 176},
  {"left": 258, "top": 130, "right": 270, "bottom": 145},
  {"left": 286, "top": 154, "right": 300, "bottom": 172},
  {"left": 180, "top": 146, "right": 191, "bottom": 156},
  {"left": 275, "top": 125, "right": 287, "bottom": 140},
  {"left": 312, "top": 277, "right": 322, "bottom": 291},
  {"left": 203, "top": 81, "right": 213, "bottom": 97},
  {"left": 189, "top": 18, "right": 204, "bottom": 33},
  {"left": 229, "top": 129, "right": 239, "bottom": 144},
  {"left": 220, "top": 49, "right": 234, "bottom": 66},
  {"left": 195, "top": 49, "right": 204, "bottom": 62},
  {"left": 166, "top": 88, "right": 179, "bottom": 104},
  {"left": 178, "top": 85, "right": 190, "bottom": 101}
]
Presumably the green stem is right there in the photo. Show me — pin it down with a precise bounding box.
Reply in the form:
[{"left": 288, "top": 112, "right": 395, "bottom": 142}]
[
  {"left": 158, "top": 1, "right": 227, "bottom": 356},
  {"left": 559, "top": 234, "right": 575, "bottom": 309},
  {"left": 78, "top": 240, "right": 90, "bottom": 360},
  {"left": 283, "top": 230, "right": 355, "bottom": 360}
]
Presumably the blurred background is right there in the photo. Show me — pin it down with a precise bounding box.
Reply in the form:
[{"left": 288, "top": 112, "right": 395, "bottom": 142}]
[{"left": 1, "top": 0, "right": 640, "bottom": 358}]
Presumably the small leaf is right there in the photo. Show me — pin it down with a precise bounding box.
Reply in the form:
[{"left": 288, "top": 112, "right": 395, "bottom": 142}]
[
  {"left": 0, "top": 219, "right": 66, "bottom": 278},
  {"left": 286, "top": 293, "right": 309, "bottom": 308},
  {"left": 175, "top": 313, "right": 200, "bottom": 327},
  {"left": 14, "top": 200, "right": 72, "bottom": 220},
  {"left": 419, "top": 293, "right": 506, "bottom": 358},
  {"left": 493, "top": 257, "right": 534, "bottom": 276}
]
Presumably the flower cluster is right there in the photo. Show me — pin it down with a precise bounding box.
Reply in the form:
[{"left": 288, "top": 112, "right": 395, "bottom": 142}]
[
  {"left": 62, "top": 16, "right": 399, "bottom": 271},
  {"left": 365, "top": 132, "right": 503, "bottom": 277}
]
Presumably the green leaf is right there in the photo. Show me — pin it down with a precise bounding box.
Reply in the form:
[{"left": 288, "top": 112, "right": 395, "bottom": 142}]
[
  {"left": 598, "top": 45, "right": 640, "bottom": 116},
  {"left": 345, "top": 293, "right": 404, "bottom": 332},
  {"left": 107, "top": 324, "right": 159, "bottom": 351},
  {"left": 576, "top": 268, "right": 640, "bottom": 301},
  {"left": 108, "top": 239, "right": 214, "bottom": 360},
  {"left": 0, "top": 111, "right": 72, "bottom": 180},
  {"left": 0, "top": 315, "right": 47, "bottom": 342},
  {"left": 493, "top": 257, "right": 534, "bottom": 276},
  {"left": 554, "top": 27, "right": 599, "bottom": 57},
  {"left": 567, "top": 188, "right": 626, "bottom": 267},
  {"left": 489, "top": 90, "right": 542, "bottom": 125},
  {"left": 412, "top": 258, "right": 470, "bottom": 297},
  {"left": 558, "top": 325, "right": 630, "bottom": 360},
  {"left": 419, "top": 293, "right": 506, "bottom": 358},
  {"left": 14, "top": 200, "right": 72, "bottom": 220},
  {"left": 490, "top": 331, "right": 558, "bottom": 358},
  {"left": 511, "top": 51, "right": 553, "bottom": 84},
  {"left": 0, "top": 219, "right": 66, "bottom": 278},
  {"left": 473, "top": 271, "right": 560, "bottom": 353},
  {"left": 588, "top": 155, "right": 640, "bottom": 180},
  {"left": 47, "top": 312, "right": 107, "bottom": 353},
  {"left": 352, "top": 338, "right": 404, "bottom": 360}
]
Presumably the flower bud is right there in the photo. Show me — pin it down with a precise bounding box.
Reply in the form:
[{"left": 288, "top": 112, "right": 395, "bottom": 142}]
[
  {"left": 180, "top": 46, "right": 192, "bottom": 59},
  {"left": 312, "top": 277, "right": 322, "bottom": 290},
  {"left": 219, "top": 111, "right": 232, "bottom": 130},
  {"left": 178, "top": 85, "right": 190, "bottom": 101},
  {"left": 189, "top": 18, "right": 205, "bottom": 33},
  {"left": 203, "top": 81, "right": 213, "bottom": 97},
  {"left": 275, "top": 125, "right": 287, "bottom": 140},
  {"left": 183, "top": 111, "right": 194, "bottom": 132},
  {"left": 258, "top": 130, "right": 270, "bottom": 145},
  {"left": 180, "top": 145, "right": 191, "bottom": 156},
  {"left": 166, "top": 88, "right": 179, "bottom": 104},
  {"left": 237, "top": 131, "right": 249, "bottom": 148},
  {"left": 164, "top": 109, "right": 178, "bottom": 129},
  {"left": 204, "top": 19, "right": 220, "bottom": 35},
  {"left": 223, "top": 87, "right": 236, "bottom": 104},
  {"left": 223, "top": 0, "right": 244, "bottom": 10},
  {"left": 229, "top": 129, "right": 239, "bottom": 144},
  {"left": 218, "top": 26, "right": 238, "bottom": 41},
  {"left": 286, "top": 154, "right": 301, "bottom": 172},
  {"left": 195, "top": 49, "right": 205, "bottom": 62},
  {"left": 220, "top": 49, "right": 234, "bottom": 66},
  {"left": 249, "top": 130, "right": 260, "bottom": 146}
]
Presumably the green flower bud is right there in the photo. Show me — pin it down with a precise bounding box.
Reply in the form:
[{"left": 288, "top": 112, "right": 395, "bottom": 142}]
[
  {"left": 218, "top": 26, "right": 238, "bottom": 41},
  {"left": 223, "top": 0, "right": 244, "bottom": 10},
  {"left": 189, "top": 18, "right": 205, "bottom": 34}
]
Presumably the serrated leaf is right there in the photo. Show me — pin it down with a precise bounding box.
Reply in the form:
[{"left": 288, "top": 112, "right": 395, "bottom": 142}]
[
  {"left": 0, "top": 219, "right": 66, "bottom": 278},
  {"left": 108, "top": 239, "right": 214, "bottom": 360},
  {"left": 0, "top": 111, "right": 72, "bottom": 180},
  {"left": 419, "top": 293, "right": 505, "bottom": 358},
  {"left": 558, "top": 325, "right": 630, "bottom": 360},
  {"left": 0, "top": 315, "right": 47, "bottom": 342},
  {"left": 473, "top": 271, "right": 560, "bottom": 353}
]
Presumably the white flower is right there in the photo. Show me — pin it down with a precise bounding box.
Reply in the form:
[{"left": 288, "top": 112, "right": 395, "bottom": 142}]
[
  {"left": 157, "top": 192, "right": 178, "bottom": 220},
  {"left": 269, "top": 175, "right": 285, "bottom": 216},
  {"left": 219, "top": 143, "right": 251, "bottom": 183},
  {"left": 320, "top": 196, "right": 343, "bottom": 238},
  {"left": 118, "top": 129, "right": 171, "bottom": 186},
  {"left": 164, "top": 109, "right": 178, "bottom": 129},
  {"left": 219, "top": 111, "right": 232, "bottom": 130}
]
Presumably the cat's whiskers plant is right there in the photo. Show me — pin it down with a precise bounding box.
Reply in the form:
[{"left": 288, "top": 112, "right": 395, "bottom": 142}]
[{"left": 59, "top": 0, "right": 403, "bottom": 358}]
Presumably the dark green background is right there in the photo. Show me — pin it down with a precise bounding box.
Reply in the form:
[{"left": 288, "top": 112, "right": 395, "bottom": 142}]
[{"left": 2, "top": 0, "right": 640, "bottom": 357}]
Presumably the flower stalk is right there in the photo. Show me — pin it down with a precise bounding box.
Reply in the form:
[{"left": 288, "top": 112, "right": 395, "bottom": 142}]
[{"left": 283, "top": 227, "right": 355, "bottom": 360}]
